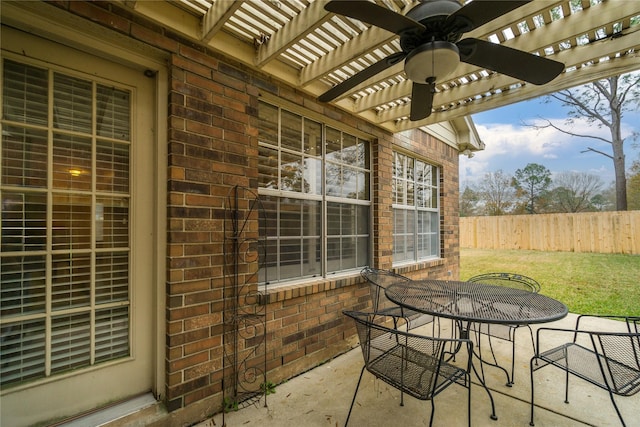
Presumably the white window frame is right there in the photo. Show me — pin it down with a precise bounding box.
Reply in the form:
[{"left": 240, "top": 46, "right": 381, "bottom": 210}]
[
  {"left": 392, "top": 151, "right": 441, "bottom": 265},
  {"left": 257, "top": 101, "right": 372, "bottom": 286},
  {"left": 1, "top": 56, "right": 137, "bottom": 387}
]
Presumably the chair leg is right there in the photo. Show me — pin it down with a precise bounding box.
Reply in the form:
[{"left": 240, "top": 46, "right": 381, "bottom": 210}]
[
  {"left": 606, "top": 389, "right": 627, "bottom": 427},
  {"left": 527, "top": 326, "right": 539, "bottom": 376},
  {"left": 400, "top": 343, "right": 406, "bottom": 406},
  {"left": 345, "top": 365, "right": 366, "bottom": 427},
  {"left": 467, "top": 372, "right": 472, "bottom": 427},
  {"left": 562, "top": 344, "right": 570, "bottom": 404},
  {"left": 429, "top": 398, "right": 436, "bottom": 427},
  {"left": 564, "top": 366, "right": 570, "bottom": 404},
  {"left": 529, "top": 357, "right": 536, "bottom": 426},
  {"left": 527, "top": 325, "right": 536, "bottom": 357}
]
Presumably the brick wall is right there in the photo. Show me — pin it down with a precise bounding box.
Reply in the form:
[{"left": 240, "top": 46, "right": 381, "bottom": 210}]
[{"left": 46, "top": 1, "right": 460, "bottom": 423}]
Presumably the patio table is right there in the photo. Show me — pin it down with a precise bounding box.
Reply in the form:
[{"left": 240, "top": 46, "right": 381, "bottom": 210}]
[
  {"left": 385, "top": 279, "right": 568, "bottom": 421},
  {"left": 385, "top": 279, "right": 568, "bottom": 327}
]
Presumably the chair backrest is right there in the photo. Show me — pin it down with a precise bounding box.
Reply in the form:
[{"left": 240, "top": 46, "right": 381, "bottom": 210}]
[
  {"left": 360, "top": 267, "right": 411, "bottom": 312},
  {"left": 594, "top": 332, "right": 640, "bottom": 396},
  {"left": 626, "top": 316, "right": 640, "bottom": 335},
  {"left": 343, "top": 310, "right": 471, "bottom": 400},
  {"left": 577, "top": 316, "right": 640, "bottom": 396},
  {"left": 467, "top": 272, "right": 540, "bottom": 293}
]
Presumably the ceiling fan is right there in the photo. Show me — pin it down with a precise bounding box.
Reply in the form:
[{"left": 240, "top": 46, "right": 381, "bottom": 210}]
[{"left": 318, "top": 0, "right": 565, "bottom": 121}]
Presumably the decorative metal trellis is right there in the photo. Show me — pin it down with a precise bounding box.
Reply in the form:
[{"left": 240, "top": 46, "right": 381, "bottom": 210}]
[{"left": 222, "top": 185, "right": 268, "bottom": 423}]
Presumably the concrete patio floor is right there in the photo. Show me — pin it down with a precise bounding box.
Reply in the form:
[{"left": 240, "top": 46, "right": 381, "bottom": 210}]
[{"left": 201, "top": 313, "right": 639, "bottom": 427}]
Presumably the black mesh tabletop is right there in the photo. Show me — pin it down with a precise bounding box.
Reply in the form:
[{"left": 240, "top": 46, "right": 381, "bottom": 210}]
[{"left": 385, "top": 279, "right": 568, "bottom": 325}]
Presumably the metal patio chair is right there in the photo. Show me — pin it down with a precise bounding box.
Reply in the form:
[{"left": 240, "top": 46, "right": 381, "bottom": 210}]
[
  {"left": 343, "top": 310, "right": 473, "bottom": 427},
  {"left": 467, "top": 272, "right": 540, "bottom": 386},
  {"left": 360, "top": 266, "right": 434, "bottom": 331},
  {"left": 530, "top": 315, "right": 640, "bottom": 427}
]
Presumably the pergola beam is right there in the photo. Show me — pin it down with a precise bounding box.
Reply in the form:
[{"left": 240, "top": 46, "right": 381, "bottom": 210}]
[
  {"left": 255, "top": 1, "right": 332, "bottom": 69},
  {"left": 201, "top": 0, "right": 242, "bottom": 43},
  {"left": 299, "top": 27, "right": 398, "bottom": 88}
]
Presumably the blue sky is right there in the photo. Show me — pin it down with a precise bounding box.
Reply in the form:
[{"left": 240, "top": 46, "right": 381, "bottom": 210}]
[{"left": 459, "top": 92, "right": 640, "bottom": 189}]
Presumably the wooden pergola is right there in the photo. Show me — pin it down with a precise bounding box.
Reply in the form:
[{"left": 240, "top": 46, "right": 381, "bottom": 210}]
[{"left": 113, "top": 0, "right": 640, "bottom": 134}]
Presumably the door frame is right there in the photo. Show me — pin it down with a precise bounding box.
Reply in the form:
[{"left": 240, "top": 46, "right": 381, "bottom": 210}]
[{"left": 1, "top": 2, "right": 167, "bottom": 423}]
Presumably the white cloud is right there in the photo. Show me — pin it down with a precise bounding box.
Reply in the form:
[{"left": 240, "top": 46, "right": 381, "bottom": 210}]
[
  {"left": 475, "top": 116, "right": 618, "bottom": 159},
  {"left": 587, "top": 164, "right": 610, "bottom": 175},
  {"left": 460, "top": 118, "right": 617, "bottom": 185},
  {"left": 460, "top": 78, "right": 640, "bottom": 187},
  {"left": 474, "top": 122, "right": 569, "bottom": 160}
]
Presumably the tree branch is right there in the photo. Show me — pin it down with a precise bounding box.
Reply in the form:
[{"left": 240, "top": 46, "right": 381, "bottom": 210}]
[
  {"left": 580, "top": 147, "right": 614, "bottom": 159},
  {"left": 551, "top": 88, "right": 612, "bottom": 127},
  {"left": 530, "top": 118, "right": 612, "bottom": 145},
  {"left": 618, "top": 74, "right": 640, "bottom": 106}
]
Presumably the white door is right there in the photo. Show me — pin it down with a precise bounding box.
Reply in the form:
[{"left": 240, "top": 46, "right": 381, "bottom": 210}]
[{"left": 1, "top": 27, "right": 156, "bottom": 426}]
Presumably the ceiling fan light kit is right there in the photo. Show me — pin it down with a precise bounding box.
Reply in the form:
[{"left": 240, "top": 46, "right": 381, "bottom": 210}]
[
  {"left": 320, "top": 0, "right": 565, "bottom": 121},
  {"left": 404, "top": 41, "right": 459, "bottom": 83}
]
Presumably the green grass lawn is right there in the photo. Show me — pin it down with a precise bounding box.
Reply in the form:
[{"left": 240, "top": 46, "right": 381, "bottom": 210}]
[{"left": 460, "top": 248, "right": 640, "bottom": 316}]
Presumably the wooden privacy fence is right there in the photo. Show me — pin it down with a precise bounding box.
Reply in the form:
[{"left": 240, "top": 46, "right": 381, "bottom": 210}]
[{"left": 460, "top": 211, "right": 640, "bottom": 254}]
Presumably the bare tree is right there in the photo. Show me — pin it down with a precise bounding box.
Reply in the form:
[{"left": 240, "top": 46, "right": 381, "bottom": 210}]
[
  {"left": 532, "top": 72, "right": 640, "bottom": 211},
  {"left": 548, "top": 171, "right": 604, "bottom": 212},
  {"left": 477, "top": 170, "right": 515, "bottom": 216}
]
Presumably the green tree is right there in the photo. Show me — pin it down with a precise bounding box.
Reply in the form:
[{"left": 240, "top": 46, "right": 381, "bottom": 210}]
[
  {"left": 628, "top": 158, "right": 640, "bottom": 210},
  {"left": 512, "top": 163, "right": 552, "bottom": 214},
  {"left": 459, "top": 185, "right": 480, "bottom": 217},
  {"left": 589, "top": 193, "right": 612, "bottom": 211},
  {"left": 595, "top": 183, "right": 618, "bottom": 211}
]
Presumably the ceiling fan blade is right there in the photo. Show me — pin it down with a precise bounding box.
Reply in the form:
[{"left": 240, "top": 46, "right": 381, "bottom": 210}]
[
  {"left": 458, "top": 38, "right": 564, "bottom": 85},
  {"left": 319, "top": 52, "right": 406, "bottom": 102},
  {"left": 325, "top": 0, "right": 424, "bottom": 35},
  {"left": 445, "top": 1, "right": 530, "bottom": 33},
  {"left": 410, "top": 80, "right": 435, "bottom": 121}
]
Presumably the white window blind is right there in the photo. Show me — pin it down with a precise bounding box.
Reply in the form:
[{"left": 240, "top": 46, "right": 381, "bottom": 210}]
[
  {"left": 1, "top": 58, "right": 131, "bottom": 388},
  {"left": 392, "top": 151, "right": 440, "bottom": 264},
  {"left": 257, "top": 101, "right": 371, "bottom": 285}
]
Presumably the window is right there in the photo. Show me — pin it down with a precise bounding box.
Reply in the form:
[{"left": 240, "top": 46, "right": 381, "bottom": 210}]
[
  {"left": 392, "top": 152, "right": 440, "bottom": 264},
  {"left": 257, "top": 101, "right": 370, "bottom": 284},
  {"left": 1, "top": 59, "right": 131, "bottom": 387}
]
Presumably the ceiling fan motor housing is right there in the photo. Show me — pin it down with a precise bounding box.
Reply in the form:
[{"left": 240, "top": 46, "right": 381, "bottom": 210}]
[
  {"left": 403, "top": 1, "right": 467, "bottom": 44},
  {"left": 404, "top": 41, "right": 459, "bottom": 83},
  {"left": 402, "top": 1, "right": 466, "bottom": 83},
  {"left": 406, "top": 0, "right": 461, "bottom": 22}
]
